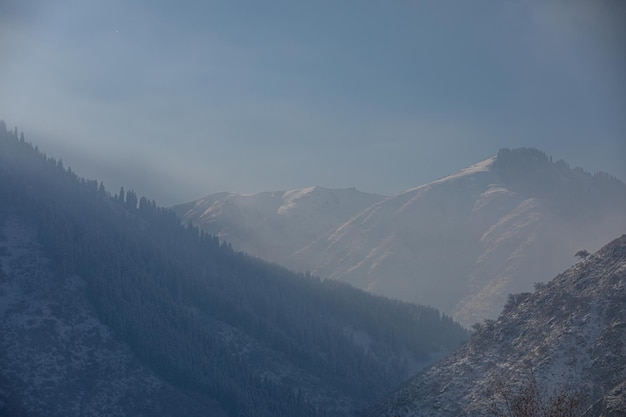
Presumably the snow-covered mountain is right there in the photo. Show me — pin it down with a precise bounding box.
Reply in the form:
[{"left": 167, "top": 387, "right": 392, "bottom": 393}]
[
  {"left": 178, "top": 149, "right": 626, "bottom": 326},
  {"left": 295, "top": 148, "right": 626, "bottom": 325},
  {"left": 364, "top": 233, "right": 626, "bottom": 417},
  {"left": 172, "top": 186, "right": 385, "bottom": 270}
]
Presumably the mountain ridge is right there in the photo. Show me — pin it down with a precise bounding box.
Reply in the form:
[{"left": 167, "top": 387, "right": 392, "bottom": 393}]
[{"left": 172, "top": 185, "right": 385, "bottom": 270}]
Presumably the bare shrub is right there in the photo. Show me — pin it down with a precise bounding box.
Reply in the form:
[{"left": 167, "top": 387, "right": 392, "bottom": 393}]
[{"left": 487, "top": 374, "right": 584, "bottom": 417}]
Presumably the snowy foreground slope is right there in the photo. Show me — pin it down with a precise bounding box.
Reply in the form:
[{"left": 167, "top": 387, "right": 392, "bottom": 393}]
[
  {"left": 363, "top": 234, "right": 626, "bottom": 417},
  {"left": 178, "top": 148, "right": 626, "bottom": 326}
]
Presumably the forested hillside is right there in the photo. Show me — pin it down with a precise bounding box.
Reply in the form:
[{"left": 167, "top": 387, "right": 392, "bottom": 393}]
[{"left": 0, "top": 122, "right": 468, "bottom": 417}]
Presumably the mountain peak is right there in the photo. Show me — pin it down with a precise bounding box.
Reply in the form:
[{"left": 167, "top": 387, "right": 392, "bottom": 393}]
[
  {"left": 496, "top": 146, "right": 551, "bottom": 163},
  {"left": 494, "top": 147, "right": 624, "bottom": 187}
]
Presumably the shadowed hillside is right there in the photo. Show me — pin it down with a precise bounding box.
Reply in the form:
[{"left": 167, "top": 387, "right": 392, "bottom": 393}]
[{"left": 0, "top": 122, "right": 468, "bottom": 417}]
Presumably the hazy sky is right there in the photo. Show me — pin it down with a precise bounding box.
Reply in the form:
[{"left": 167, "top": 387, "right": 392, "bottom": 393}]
[{"left": 1, "top": 0, "right": 625, "bottom": 205}]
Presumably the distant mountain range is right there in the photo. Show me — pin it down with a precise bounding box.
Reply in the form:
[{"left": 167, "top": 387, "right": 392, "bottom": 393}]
[
  {"left": 176, "top": 148, "right": 626, "bottom": 326},
  {"left": 364, "top": 233, "right": 626, "bottom": 417}
]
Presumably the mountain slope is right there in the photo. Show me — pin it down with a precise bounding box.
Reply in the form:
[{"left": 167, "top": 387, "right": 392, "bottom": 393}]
[
  {"left": 0, "top": 122, "right": 468, "bottom": 417},
  {"left": 299, "top": 149, "right": 626, "bottom": 326},
  {"left": 182, "top": 148, "right": 626, "bottom": 326},
  {"left": 0, "top": 217, "right": 227, "bottom": 417},
  {"left": 172, "top": 186, "right": 385, "bottom": 271},
  {"left": 294, "top": 157, "right": 501, "bottom": 314},
  {"left": 364, "top": 234, "right": 626, "bottom": 417}
]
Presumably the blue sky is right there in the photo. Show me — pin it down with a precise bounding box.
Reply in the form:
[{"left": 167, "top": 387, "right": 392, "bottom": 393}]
[{"left": 1, "top": 0, "right": 624, "bottom": 205}]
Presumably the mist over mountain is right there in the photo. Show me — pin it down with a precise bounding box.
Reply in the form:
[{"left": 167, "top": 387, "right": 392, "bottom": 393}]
[
  {"left": 179, "top": 148, "right": 626, "bottom": 326},
  {"left": 172, "top": 186, "right": 385, "bottom": 270},
  {"left": 0, "top": 123, "right": 468, "bottom": 417},
  {"left": 364, "top": 233, "right": 626, "bottom": 417}
]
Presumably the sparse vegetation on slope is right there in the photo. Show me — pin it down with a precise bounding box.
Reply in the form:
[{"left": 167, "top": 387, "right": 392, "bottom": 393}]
[
  {"left": 364, "top": 234, "right": 626, "bottom": 417},
  {"left": 487, "top": 373, "right": 584, "bottom": 417}
]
